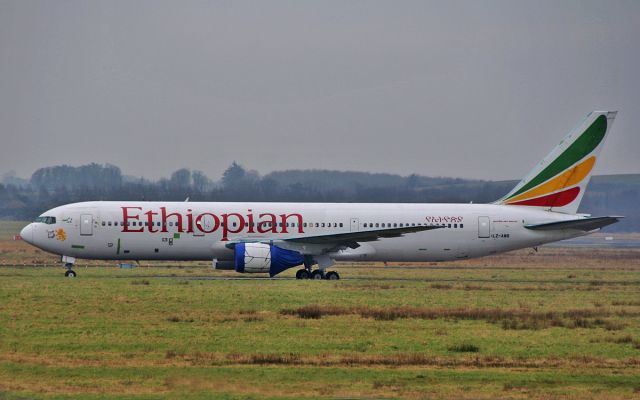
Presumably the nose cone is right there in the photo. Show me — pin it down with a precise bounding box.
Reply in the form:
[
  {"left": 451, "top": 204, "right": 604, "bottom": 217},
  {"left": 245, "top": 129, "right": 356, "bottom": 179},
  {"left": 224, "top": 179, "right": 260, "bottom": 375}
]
[{"left": 20, "top": 224, "right": 34, "bottom": 244}]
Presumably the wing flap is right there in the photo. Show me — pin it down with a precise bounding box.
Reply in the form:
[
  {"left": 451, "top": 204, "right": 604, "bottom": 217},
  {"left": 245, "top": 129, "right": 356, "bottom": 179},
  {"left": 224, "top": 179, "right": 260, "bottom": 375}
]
[{"left": 525, "top": 216, "right": 623, "bottom": 231}]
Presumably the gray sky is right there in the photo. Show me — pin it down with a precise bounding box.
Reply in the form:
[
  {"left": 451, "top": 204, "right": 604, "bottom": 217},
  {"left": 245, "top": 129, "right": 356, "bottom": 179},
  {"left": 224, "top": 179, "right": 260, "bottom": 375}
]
[{"left": 1, "top": 0, "right": 639, "bottom": 181}]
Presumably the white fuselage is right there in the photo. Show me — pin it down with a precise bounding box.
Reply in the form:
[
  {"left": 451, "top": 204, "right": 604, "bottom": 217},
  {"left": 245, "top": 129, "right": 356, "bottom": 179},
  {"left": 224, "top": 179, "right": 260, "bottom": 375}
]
[{"left": 21, "top": 201, "right": 586, "bottom": 264}]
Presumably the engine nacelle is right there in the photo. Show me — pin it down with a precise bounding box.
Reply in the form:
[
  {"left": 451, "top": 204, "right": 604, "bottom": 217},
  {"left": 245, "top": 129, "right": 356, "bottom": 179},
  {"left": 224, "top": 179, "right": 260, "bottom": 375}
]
[{"left": 234, "top": 242, "right": 305, "bottom": 276}]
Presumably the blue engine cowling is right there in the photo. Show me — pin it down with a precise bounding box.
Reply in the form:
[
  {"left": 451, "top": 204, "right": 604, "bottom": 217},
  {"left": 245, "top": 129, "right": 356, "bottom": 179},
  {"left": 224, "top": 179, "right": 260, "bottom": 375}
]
[{"left": 234, "top": 242, "right": 305, "bottom": 277}]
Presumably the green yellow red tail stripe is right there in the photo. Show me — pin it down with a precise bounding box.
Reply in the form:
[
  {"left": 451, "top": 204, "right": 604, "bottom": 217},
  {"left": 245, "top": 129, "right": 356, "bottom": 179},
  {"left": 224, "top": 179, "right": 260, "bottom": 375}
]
[{"left": 497, "top": 111, "right": 616, "bottom": 213}]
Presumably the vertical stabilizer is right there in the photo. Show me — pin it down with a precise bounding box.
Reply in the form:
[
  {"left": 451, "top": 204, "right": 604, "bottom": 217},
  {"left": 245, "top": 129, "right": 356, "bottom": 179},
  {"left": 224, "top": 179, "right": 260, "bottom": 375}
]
[{"left": 496, "top": 111, "right": 617, "bottom": 214}]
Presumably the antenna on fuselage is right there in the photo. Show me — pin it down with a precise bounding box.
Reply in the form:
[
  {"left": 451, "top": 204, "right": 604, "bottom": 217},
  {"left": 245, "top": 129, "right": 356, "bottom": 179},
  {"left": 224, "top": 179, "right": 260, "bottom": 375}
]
[{"left": 184, "top": 197, "right": 190, "bottom": 202}]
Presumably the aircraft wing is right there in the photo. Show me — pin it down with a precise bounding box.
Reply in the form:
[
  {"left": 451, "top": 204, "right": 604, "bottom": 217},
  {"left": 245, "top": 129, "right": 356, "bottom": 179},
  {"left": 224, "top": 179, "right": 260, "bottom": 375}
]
[
  {"left": 282, "top": 225, "right": 442, "bottom": 247},
  {"left": 524, "top": 216, "right": 623, "bottom": 232}
]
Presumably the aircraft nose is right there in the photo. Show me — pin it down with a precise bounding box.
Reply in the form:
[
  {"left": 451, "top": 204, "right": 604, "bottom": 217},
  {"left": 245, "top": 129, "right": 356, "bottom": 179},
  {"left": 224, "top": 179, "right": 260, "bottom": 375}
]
[{"left": 20, "top": 224, "right": 34, "bottom": 244}]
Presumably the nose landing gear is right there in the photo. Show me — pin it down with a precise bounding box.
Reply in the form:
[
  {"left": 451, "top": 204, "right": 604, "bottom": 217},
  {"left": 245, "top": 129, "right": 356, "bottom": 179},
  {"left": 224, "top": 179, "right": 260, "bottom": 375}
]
[
  {"left": 61, "top": 256, "right": 77, "bottom": 277},
  {"left": 64, "top": 263, "right": 77, "bottom": 277}
]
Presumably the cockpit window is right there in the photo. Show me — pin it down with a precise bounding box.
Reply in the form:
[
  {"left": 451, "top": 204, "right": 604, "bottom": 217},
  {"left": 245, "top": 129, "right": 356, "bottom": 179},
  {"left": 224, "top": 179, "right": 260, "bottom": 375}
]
[{"left": 34, "top": 216, "right": 56, "bottom": 224}]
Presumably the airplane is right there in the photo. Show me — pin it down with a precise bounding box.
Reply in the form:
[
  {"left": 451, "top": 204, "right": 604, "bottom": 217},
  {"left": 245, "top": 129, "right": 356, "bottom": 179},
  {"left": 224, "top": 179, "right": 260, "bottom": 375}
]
[{"left": 20, "top": 111, "right": 622, "bottom": 279}]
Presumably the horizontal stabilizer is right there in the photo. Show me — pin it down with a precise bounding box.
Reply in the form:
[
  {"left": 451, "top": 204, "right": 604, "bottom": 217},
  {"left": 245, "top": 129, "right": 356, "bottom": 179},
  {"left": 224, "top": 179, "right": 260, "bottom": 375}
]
[{"left": 525, "top": 216, "right": 623, "bottom": 231}]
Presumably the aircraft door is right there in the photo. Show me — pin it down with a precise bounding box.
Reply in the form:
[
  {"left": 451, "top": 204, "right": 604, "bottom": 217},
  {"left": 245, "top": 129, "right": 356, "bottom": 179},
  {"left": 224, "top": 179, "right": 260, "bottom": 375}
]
[
  {"left": 350, "top": 218, "right": 359, "bottom": 232},
  {"left": 80, "top": 214, "right": 93, "bottom": 236},
  {"left": 478, "top": 216, "right": 490, "bottom": 238}
]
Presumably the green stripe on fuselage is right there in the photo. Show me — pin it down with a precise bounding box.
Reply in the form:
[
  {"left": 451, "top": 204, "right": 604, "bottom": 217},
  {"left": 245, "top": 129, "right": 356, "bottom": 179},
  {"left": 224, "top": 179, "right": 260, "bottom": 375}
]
[{"left": 509, "top": 115, "right": 607, "bottom": 199}]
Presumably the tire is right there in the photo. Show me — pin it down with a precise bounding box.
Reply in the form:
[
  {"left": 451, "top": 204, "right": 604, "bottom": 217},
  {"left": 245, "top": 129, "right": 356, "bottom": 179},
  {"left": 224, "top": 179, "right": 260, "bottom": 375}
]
[
  {"left": 297, "top": 269, "right": 310, "bottom": 280},
  {"left": 325, "top": 271, "right": 340, "bottom": 280},
  {"left": 311, "top": 270, "right": 324, "bottom": 280},
  {"left": 65, "top": 270, "right": 77, "bottom": 278}
]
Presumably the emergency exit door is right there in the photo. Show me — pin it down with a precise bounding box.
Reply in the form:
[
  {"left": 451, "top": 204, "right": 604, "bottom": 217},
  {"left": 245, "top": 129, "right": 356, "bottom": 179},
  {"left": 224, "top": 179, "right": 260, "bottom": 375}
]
[
  {"left": 478, "top": 216, "right": 490, "bottom": 238},
  {"left": 80, "top": 214, "right": 93, "bottom": 236},
  {"left": 350, "top": 218, "right": 359, "bottom": 232}
]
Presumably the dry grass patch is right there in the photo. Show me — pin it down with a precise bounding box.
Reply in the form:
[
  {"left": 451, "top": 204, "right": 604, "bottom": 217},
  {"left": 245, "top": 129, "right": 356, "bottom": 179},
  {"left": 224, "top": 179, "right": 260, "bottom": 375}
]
[
  {"left": 281, "top": 305, "right": 638, "bottom": 330},
  {"left": 162, "top": 351, "right": 640, "bottom": 369}
]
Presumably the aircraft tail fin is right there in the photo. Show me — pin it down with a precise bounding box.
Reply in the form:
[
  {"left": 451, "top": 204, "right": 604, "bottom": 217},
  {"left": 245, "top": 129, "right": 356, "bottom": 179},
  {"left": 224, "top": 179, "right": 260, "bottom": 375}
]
[{"left": 496, "top": 111, "right": 617, "bottom": 214}]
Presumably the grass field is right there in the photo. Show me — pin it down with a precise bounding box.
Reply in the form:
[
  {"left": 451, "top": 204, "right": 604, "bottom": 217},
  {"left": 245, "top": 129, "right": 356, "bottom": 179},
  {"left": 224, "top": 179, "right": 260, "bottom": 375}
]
[{"left": 0, "top": 221, "right": 639, "bottom": 399}]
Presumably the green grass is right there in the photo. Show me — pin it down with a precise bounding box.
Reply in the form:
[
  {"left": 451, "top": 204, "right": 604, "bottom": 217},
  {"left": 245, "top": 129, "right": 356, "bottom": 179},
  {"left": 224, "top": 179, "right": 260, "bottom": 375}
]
[{"left": 0, "top": 264, "right": 639, "bottom": 399}]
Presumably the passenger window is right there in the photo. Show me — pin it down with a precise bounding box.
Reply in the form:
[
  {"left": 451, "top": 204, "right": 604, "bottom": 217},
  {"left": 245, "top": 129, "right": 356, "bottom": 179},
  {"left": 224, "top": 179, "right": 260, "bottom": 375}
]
[
  {"left": 375, "top": 223, "right": 379, "bottom": 228},
  {"left": 394, "top": 223, "right": 398, "bottom": 227},
  {"left": 454, "top": 224, "right": 458, "bottom": 228},
  {"left": 460, "top": 224, "right": 464, "bottom": 228},
  {"left": 315, "top": 223, "right": 319, "bottom": 227},
  {"left": 108, "top": 222, "right": 112, "bottom": 226},
  {"left": 363, "top": 223, "right": 367, "bottom": 228},
  {"left": 340, "top": 223, "right": 343, "bottom": 227},
  {"left": 102, "top": 221, "right": 106, "bottom": 226}
]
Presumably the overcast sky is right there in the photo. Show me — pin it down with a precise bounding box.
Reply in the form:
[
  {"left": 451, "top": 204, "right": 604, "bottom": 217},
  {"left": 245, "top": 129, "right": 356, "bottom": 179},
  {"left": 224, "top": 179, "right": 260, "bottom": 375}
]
[{"left": 1, "top": 0, "right": 638, "bottom": 182}]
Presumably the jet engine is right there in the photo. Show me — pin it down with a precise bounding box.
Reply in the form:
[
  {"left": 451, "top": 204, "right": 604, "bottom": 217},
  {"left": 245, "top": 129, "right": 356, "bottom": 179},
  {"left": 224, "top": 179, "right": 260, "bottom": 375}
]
[{"left": 233, "top": 242, "right": 305, "bottom": 276}]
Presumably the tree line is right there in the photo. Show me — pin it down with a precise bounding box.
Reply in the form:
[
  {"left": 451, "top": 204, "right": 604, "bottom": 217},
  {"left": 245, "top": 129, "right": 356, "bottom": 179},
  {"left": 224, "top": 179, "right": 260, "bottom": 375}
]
[{"left": 1, "top": 162, "right": 638, "bottom": 231}]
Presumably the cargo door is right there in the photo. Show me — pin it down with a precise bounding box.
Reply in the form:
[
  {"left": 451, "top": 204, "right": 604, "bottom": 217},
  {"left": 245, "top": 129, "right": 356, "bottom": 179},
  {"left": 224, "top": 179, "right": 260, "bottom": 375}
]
[{"left": 80, "top": 214, "right": 93, "bottom": 236}]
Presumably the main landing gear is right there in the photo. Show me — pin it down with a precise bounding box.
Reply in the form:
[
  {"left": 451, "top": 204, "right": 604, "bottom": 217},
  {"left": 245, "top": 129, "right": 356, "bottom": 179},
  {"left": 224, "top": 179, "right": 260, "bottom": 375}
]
[
  {"left": 295, "top": 256, "right": 339, "bottom": 280},
  {"left": 295, "top": 269, "right": 340, "bottom": 280}
]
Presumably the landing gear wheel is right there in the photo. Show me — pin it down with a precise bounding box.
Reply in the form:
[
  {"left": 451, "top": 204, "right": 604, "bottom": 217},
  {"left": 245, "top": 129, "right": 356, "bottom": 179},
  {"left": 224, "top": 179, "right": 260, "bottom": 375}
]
[
  {"left": 63, "top": 262, "right": 76, "bottom": 278},
  {"left": 311, "top": 270, "right": 325, "bottom": 280},
  {"left": 325, "top": 271, "right": 340, "bottom": 280},
  {"left": 296, "top": 269, "right": 310, "bottom": 280}
]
